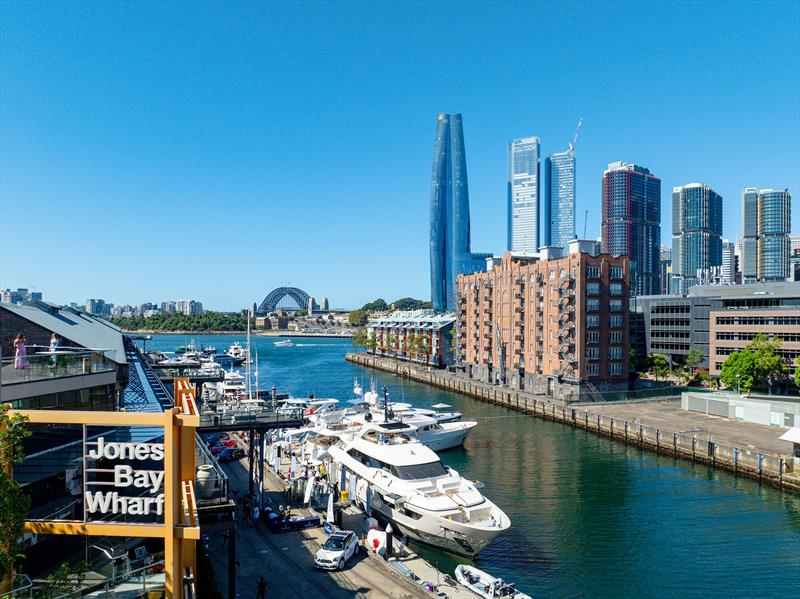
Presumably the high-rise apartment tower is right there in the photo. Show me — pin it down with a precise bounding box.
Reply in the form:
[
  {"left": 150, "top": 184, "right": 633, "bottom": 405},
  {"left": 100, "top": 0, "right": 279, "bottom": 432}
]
[
  {"left": 671, "top": 183, "right": 723, "bottom": 294},
  {"left": 601, "top": 162, "right": 662, "bottom": 296},
  {"left": 544, "top": 148, "right": 576, "bottom": 248},
  {"left": 507, "top": 137, "right": 541, "bottom": 253}
]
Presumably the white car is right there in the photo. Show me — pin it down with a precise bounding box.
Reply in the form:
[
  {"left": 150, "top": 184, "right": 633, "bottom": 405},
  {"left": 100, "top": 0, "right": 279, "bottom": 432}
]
[{"left": 313, "top": 530, "right": 359, "bottom": 570}]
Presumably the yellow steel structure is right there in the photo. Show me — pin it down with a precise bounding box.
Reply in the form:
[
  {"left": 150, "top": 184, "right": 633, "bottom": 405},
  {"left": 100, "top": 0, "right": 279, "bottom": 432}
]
[{"left": 10, "top": 378, "right": 200, "bottom": 599}]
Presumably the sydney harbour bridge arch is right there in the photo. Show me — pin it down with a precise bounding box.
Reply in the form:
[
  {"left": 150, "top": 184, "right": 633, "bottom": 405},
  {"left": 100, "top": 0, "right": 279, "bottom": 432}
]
[{"left": 257, "top": 287, "right": 318, "bottom": 314}]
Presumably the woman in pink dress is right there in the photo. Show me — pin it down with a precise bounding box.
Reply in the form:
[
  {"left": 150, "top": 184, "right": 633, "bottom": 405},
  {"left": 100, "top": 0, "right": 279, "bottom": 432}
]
[{"left": 13, "top": 334, "right": 29, "bottom": 369}]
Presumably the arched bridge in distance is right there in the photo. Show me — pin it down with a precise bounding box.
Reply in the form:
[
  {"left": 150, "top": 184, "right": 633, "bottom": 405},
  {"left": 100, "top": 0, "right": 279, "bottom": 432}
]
[{"left": 257, "top": 287, "right": 318, "bottom": 314}]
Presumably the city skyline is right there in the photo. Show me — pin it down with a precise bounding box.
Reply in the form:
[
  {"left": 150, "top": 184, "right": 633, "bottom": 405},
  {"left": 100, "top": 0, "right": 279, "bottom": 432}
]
[{"left": 1, "top": 2, "right": 798, "bottom": 309}]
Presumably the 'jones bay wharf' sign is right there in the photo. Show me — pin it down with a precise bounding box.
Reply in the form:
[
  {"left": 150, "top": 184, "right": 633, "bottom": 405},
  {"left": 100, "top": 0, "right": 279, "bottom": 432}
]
[{"left": 84, "top": 437, "right": 165, "bottom": 519}]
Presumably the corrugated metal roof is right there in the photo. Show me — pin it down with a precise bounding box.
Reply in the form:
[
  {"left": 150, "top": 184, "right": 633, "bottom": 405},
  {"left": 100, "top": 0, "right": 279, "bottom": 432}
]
[{"left": 1, "top": 301, "right": 126, "bottom": 364}]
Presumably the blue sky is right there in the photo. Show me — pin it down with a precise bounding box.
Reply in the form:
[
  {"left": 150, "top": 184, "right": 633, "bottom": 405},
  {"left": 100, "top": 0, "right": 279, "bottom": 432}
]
[{"left": 1, "top": 1, "right": 798, "bottom": 310}]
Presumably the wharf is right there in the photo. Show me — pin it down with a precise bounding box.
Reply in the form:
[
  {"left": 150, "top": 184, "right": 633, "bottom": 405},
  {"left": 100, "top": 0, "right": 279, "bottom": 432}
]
[
  {"left": 347, "top": 352, "right": 800, "bottom": 493},
  {"left": 207, "top": 436, "right": 466, "bottom": 598}
]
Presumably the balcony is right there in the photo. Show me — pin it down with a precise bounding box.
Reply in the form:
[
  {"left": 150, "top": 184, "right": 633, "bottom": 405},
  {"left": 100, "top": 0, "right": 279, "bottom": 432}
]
[{"left": 1, "top": 350, "right": 118, "bottom": 404}]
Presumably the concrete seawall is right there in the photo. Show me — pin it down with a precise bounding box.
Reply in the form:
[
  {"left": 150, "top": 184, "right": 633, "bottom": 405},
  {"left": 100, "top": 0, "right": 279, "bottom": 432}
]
[{"left": 346, "top": 352, "right": 800, "bottom": 494}]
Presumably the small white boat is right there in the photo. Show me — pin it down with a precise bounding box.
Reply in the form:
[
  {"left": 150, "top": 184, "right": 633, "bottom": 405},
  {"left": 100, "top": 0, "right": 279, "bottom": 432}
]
[
  {"left": 455, "top": 565, "right": 531, "bottom": 599},
  {"left": 274, "top": 339, "right": 294, "bottom": 347}
]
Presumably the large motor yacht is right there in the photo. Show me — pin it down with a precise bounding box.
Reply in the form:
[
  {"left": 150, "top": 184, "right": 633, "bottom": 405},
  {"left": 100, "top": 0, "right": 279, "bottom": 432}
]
[{"left": 329, "top": 423, "right": 509, "bottom": 556}]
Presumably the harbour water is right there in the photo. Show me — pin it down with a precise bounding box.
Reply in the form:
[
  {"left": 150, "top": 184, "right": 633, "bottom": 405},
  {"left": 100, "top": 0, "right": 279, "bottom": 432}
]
[{"left": 147, "top": 334, "right": 800, "bottom": 598}]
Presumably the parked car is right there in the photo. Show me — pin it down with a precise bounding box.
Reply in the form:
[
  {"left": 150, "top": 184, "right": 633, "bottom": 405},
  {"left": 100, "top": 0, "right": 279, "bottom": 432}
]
[
  {"left": 217, "top": 447, "right": 246, "bottom": 463},
  {"left": 203, "top": 432, "right": 229, "bottom": 446},
  {"left": 314, "top": 530, "right": 358, "bottom": 570}
]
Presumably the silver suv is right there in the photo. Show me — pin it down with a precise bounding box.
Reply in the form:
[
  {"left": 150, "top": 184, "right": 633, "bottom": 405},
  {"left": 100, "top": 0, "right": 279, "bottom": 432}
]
[{"left": 313, "top": 530, "right": 358, "bottom": 570}]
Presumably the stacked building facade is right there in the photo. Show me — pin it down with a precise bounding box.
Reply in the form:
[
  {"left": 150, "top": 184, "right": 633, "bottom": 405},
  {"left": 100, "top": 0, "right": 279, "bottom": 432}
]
[
  {"left": 601, "top": 161, "right": 661, "bottom": 296},
  {"left": 741, "top": 187, "right": 792, "bottom": 282},
  {"left": 456, "top": 248, "right": 629, "bottom": 400}
]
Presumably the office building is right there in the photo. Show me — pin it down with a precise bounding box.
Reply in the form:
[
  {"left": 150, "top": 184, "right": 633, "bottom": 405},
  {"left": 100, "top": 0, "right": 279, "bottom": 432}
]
[
  {"left": 671, "top": 183, "right": 723, "bottom": 294},
  {"left": 544, "top": 148, "right": 576, "bottom": 248},
  {"left": 720, "top": 240, "right": 736, "bottom": 285},
  {"left": 508, "top": 136, "right": 541, "bottom": 252},
  {"left": 601, "top": 161, "right": 661, "bottom": 296},
  {"left": 367, "top": 310, "right": 456, "bottom": 367},
  {"left": 741, "top": 188, "right": 759, "bottom": 283},
  {"left": 631, "top": 281, "right": 800, "bottom": 371},
  {"left": 429, "top": 113, "right": 490, "bottom": 312},
  {"left": 1, "top": 288, "right": 42, "bottom": 304},
  {"left": 757, "top": 189, "right": 792, "bottom": 281},
  {"left": 742, "top": 188, "right": 792, "bottom": 282},
  {"left": 457, "top": 248, "right": 629, "bottom": 401},
  {"left": 659, "top": 247, "right": 672, "bottom": 295}
]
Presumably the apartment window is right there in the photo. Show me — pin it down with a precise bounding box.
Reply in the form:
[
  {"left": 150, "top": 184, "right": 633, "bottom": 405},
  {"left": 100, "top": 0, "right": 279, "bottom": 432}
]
[
  {"left": 586, "top": 347, "right": 600, "bottom": 360},
  {"left": 610, "top": 266, "right": 623, "bottom": 279},
  {"left": 587, "top": 315, "right": 600, "bottom": 327},
  {"left": 609, "top": 363, "right": 623, "bottom": 376},
  {"left": 587, "top": 282, "right": 600, "bottom": 295},
  {"left": 586, "top": 331, "right": 600, "bottom": 344},
  {"left": 609, "top": 347, "right": 622, "bottom": 360},
  {"left": 586, "top": 363, "right": 600, "bottom": 376},
  {"left": 610, "top": 300, "right": 622, "bottom": 312},
  {"left": 610, "top": 283, "right": 622, "bottom": 296},
  {"left": 610, "top": 331, "right": 623, "bottom": 344},
  {"left": 587, "top": 299, "right": 600, "bottom": 312},
  {"left": 610, "top": 315, "right": 623, "bottom": 328},
  {"left": 587, "top": 266, "right": 600, "bottom": 278}
]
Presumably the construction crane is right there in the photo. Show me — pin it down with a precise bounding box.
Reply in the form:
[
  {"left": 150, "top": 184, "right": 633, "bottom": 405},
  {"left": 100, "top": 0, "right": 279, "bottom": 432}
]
[{"left": 568, "top": 117, "right": 583, "bottom": 152}]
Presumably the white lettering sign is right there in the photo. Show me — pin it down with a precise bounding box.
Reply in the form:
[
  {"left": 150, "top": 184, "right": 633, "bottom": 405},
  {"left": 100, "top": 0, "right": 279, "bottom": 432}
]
[{"left": 84, "top": 437, "right": 166, "bottom": 520}]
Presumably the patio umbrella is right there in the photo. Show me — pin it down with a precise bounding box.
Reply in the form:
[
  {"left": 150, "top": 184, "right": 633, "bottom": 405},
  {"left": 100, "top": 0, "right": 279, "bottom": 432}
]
[
  {"left": 304, "top": 476, "right": 315, "bottom": 505},
  {"left": 290, "top": 455, "right": 296, "bottom": 479}
]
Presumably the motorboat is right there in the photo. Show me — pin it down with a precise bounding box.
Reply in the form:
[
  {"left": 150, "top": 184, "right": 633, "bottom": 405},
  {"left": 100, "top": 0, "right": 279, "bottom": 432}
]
[
  {"left": 329, "top": 423, "right": 509, "bottom": 557},
  {"left": 216, "top": 370, "right": 247, "bottom": 399},
  {"left": 213, "top": 354, "right": 245, "bottom": 367},
  {"left": 351, "top": 413, "right": 476, "bottom": 452},
  {"left": 274, "top": 339, "right": 294, "bottom": 347},
  {"left": 226, "top": 341, "right": 250, "bottom": 364},
  {"left": 455, "top": 565, "right": 531, "bottom": 599},
  {"left": 356, "top": 378, "right": 462, "bottom": 424},
  {"left": 278, "top": 397, "right": 340, "bottom": 418}
]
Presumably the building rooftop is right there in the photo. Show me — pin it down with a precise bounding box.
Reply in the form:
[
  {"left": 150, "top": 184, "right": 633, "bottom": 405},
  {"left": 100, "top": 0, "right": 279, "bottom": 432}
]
[
  {"left": 369, "top": 310, "right": 456, "bottom": 330},
  {"left": 1, "top": 301, "right": 127, "bottom": 364}
]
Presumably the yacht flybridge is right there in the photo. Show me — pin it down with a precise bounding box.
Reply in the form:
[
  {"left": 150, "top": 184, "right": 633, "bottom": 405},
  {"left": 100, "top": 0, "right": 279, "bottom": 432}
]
[{"left": 328, "top": 423, "right": 509, "bottom": 557}]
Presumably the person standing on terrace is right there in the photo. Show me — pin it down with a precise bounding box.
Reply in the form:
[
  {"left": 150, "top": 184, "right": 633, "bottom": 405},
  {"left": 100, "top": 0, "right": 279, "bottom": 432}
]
[{"left": 13, "top": 334, "right": 28, "bottom": 370}]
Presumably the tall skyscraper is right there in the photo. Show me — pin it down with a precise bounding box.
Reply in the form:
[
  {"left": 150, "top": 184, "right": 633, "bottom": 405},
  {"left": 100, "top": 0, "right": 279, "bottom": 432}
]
[
  {"left": 720, "top": 240, "right": 736, "bottom": 284},
  {"left": 757, "top": 189, "right": 792, "bottom": 281},
  {"left": 430, "top": 113, "right": 489, "bottom": 313},
  {"left": 601, "top": 161, "right": 661, "bottom": 296},
  {"left": 659, "top": 246, "right": 672, "bottom": 295},
  {"left": 507, "top": 137, "right": 540, "bottom": 252},
  {"left": 670, "top": 183, "right": 723, "bottom": 294},
  {"left": 544, "top": 148, "right": 576, "bottom": 248},
  {"left": 742, "top": 187, "right": 792, "bottom": 282},
  {"left": 741, "top": 188, "right": 759, "bottom": 283}
]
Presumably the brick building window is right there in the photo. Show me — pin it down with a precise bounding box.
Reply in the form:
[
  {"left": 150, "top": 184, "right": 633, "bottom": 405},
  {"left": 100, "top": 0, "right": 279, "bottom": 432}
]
[
  {"left": 587, "top": 299, "right": 600, "bottom": 312},
  {"left": 587, "top": 331, "right": 600, "bottom": 344},
  {"left": 609, "top": 363, "right": 623, "bottom": 376},
  {"left": 587, "top": 266, "right": 600, "bottom": 278},
  {"left": 586, "top": 363, "right": 600, "bottom": 376},
  {"left": 610, "top": 315, "right": 623, "bottom": 328},
  {"left": 609, "top": 347, "right": 622, "bottom": 360},
  {"left": 610, "top": 300, "right": 623, "bottom": 312},
  {"left": 610, "top": 266, "right": 623, "bottom": 279},
  {"left": 587, "top": 282, "right": 600, "bottom": 295},
  {"left": 587, "top": 347, "right": 600, "bottom": 360},
  {"left": 610, "top": 331, "right": 623, "bottom": 344},
  {"left": 587, "top": 315, "right": 600, "bottom": 327},
  {"left": 610, "top": 283, "right": 622, "bottom": 296}
]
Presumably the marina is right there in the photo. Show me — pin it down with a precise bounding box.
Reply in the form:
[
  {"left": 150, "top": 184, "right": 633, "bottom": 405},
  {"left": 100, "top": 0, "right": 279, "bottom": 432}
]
[{"left": 146, "top": 334, "right": 800, "bottom": 598}]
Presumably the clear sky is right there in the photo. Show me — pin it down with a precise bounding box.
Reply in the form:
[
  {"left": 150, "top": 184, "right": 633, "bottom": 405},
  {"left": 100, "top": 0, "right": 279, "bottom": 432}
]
[{"left": 1, "top": 1, "right": 798, "bottom": 311}]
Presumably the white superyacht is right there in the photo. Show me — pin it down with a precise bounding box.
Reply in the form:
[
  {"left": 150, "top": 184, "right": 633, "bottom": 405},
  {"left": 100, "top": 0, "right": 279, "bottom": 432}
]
[{"left": 329, "top": 423, "right": 509, "bottom": 556}]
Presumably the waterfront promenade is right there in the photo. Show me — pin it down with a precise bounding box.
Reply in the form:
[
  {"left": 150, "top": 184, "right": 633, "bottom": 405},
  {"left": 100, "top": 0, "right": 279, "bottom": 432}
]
[{"left": 347, "top": 352, "right": 800, "bottom": 492}]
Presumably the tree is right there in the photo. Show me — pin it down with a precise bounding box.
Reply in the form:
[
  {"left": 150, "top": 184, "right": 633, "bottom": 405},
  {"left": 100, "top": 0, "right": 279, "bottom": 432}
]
[
  {"left": 351, "top": 328, "right": 368, "bottom": 351},
  {"left": 405, "top": 332, "right": 419, "bottom": 364},
  {"left": 685, "top": 348, "right": 705, "bottom": 374},
  {"left": 720, "top": 334, "right": 787, "bottom": 395},
  {"left": 628, "top": 346, "right": 637, "bottom": 373},
  {"left": 365, "top": 331, "right": 378, "bottom": 353},
  {"left": 385, "top": 331, "right": 396, "bottom": 356},
  {"left": 0, "top": 405, "right": 31, "bottom": 578},
  {"left": 450, "top": 326, "right": 459, "bottom": 362},
  {"left": 33, "top": 561, "right": 88, "bottom": 599},
  {"left": 795, "top": 357, "right": 800, "bottom": 388},
  {"left": 391, "top": 297, "right": 433, "bottom": 311},
  {"left": 347, "top": 310, "right": 368, "bottom": 326},
  {"left": 361, "top": 298, "right": 389, "bottom": 312},
  {"left": 421, "top": 334, "right": 431, "bottom": 366},
  {"left": 648, "top": 354, "right": 669, "bottom": 381}
]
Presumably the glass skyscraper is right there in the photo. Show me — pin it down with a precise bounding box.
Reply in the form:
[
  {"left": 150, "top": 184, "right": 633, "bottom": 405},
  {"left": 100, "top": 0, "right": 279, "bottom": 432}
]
[
  {"left": 507, "top": 137, "right": 540, "bottom": 252},
  {"left": 429, "top": 113, "right": 488, "bottom": 313},
  {"left": 670, "top": 183, "right": 723, "bottom": 294},
  {"left": 601, "top": 161, "right": 661, "bottom": 296},
  {"left": 741, "top": 187, "right": 759, "bottom": 283},
  {"left": 544, "top": 148, "right": 576, "bottom": 247},
  {"left": 757, "top": 189, "right": 792, "bottom": 281}
]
